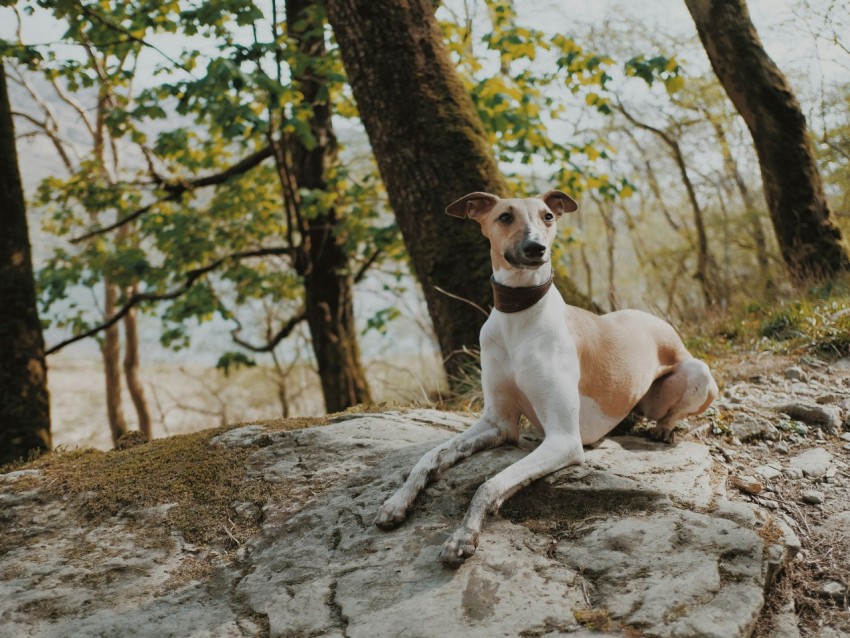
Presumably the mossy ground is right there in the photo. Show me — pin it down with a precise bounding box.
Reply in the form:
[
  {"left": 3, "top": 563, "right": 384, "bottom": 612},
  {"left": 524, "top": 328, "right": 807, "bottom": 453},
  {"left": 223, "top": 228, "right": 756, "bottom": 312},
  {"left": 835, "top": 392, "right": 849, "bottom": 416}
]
[{"left": 7, "top": 414, "right": 336, "bottom": 552}]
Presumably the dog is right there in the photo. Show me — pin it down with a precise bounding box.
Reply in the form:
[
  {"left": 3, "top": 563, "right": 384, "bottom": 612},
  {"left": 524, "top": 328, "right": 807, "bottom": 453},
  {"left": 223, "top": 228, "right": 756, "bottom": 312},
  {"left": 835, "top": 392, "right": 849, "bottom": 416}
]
[{"left": 375, "top": 190, "right": 718, "bottom": 567}]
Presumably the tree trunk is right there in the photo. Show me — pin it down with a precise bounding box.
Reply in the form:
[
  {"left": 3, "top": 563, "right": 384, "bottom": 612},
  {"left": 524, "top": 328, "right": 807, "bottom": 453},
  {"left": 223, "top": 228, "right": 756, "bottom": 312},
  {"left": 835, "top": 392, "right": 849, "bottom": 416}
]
[
  {"left": 0, "top": 61, "right": 51, "bottom": 465},
  {"left": 324, "top": 0, "right": 509, "bottom": 380},
  {"left": 685, "top": 0, "right": 850, "bottom": 283},
  {"left": 122, "top": 299, "right": 152, "bottom": 439},
  {"left": 101, "top": 280, "right": 128, "bottom": 445},
  {"left": 287, "top": 0, "right": 371, "bottom": 413}
]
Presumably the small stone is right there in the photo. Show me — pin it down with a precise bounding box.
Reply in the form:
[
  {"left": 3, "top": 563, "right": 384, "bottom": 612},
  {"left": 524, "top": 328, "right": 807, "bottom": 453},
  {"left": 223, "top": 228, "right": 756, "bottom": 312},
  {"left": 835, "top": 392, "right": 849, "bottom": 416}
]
[
  {"left": 843, "top": 443, "right": 850, "bottom": 452},
  {"left": 789, "top": 447, "right": 833, "bottom": 478},
  {"left": 801, "top": 490, "right": 825, "bottom": 505},
  {"left": 820, "top": 581, "right": 846, "bottom": 601},
  {"left": 784, "top": 366, "right": 806, "bottom": 381},
  {"left": 779, "top": 402, "right": 842, "bottom": 434},
  {"left": 730, "top": 475, "right": 763, "bottom": 495},
  {"left": 816, "top": 393, "right": 840, "bottom": 404},
  {"left": 755, "top": 465, "right": 782, "bottom": 480},
  {"left": 775, "top": 442, "right": 790, "bottom": 454},
  {"left": 728, "top": 414, "right": 780, "bottom": 442},
  {"left": 782, "top": 467, "right": 804, "bottom": 479},
  {"left": 840, "top": 432, "right": 850, "bottom": 442}
]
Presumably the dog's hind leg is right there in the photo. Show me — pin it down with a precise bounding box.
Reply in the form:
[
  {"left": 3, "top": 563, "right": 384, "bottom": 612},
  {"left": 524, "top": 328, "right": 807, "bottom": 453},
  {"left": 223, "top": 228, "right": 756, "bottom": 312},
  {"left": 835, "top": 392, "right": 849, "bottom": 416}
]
[
  {"left": 637, "top": 358, "right": 718, "bottom": 443},
  {"left": 438, "top": 432, "right": 584, "bottom": 567},
  {"left": 375, "top": 405, "right": 519, "bottom": 530}
]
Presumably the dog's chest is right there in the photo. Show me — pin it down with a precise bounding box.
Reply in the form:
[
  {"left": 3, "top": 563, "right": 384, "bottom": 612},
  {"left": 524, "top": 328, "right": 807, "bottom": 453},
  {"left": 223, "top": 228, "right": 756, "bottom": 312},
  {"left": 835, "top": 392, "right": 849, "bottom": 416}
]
[{"left": 481, "top": 300, "right": 577, "bottom": 380}]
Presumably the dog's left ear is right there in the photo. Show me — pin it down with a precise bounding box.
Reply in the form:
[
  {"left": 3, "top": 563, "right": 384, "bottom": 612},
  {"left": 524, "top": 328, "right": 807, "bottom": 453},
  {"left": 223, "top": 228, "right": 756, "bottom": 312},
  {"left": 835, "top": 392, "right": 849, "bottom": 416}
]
[
  {"left": 446, "top": 192, "right": 500, "bottom": 220},
  {"left": 540, "top": 190, "right": 578, "bottom": 216}
]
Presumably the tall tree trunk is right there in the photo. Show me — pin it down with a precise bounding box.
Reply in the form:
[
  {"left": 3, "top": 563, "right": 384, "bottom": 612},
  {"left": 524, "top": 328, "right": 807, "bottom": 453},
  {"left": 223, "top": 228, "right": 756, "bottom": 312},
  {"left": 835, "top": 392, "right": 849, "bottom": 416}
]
[
  {"left": 326, "top": 0, "right": 596, "bottom": 381},
  {"left": 0, "top": 61, "right": 51, "bottom": 465},
  {"left": 324, "top": 0, "right": 508, "bottom": 381},
  {"left": 122, "top": 299, "right": 152, "bottom": 439},
  {"left": 287, "top": 0, "right": 370, "bottom": 412},
  {"left": 101, "top": 280, "right": 128, "bottom": 445},
  {"left": 685, "top": 0, "right": 850, "bottom": 283}
]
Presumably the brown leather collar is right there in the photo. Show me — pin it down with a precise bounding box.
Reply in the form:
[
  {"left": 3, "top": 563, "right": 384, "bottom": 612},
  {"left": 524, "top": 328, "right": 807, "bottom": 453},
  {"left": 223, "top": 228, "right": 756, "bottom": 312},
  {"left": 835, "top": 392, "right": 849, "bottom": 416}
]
[{"left": 491, "top": 270, "right": 554, "bottom": 313}]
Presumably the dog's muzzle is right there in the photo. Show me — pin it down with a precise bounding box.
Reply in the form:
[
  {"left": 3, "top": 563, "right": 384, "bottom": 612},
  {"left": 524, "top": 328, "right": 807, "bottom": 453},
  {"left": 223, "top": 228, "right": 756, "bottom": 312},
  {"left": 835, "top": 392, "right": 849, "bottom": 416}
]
[{"left": 506, "top": 238, "right": 549, "bottom": 268}]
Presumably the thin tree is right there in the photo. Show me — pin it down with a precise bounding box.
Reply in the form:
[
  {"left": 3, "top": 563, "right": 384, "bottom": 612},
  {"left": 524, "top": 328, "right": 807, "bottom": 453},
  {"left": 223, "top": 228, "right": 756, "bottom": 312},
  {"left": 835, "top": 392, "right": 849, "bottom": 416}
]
[
  {"left": 685, "top": 0, "right": 850, "bottom": 283},
  {"left": 285, "top": 0, "right": 371, "bottom": 410},
  {"left": 0, "top": 60, "right": 51, "bottom": 465}
]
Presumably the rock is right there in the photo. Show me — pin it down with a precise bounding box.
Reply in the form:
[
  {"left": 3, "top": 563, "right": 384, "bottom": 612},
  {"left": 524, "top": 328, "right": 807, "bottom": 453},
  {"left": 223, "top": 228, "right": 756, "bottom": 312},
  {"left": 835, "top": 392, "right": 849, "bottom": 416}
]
[
  {"left": 730, "top": 475, "right": 763, "bottom": 495},
  {"left": 755, "top": 465, "right": 781, "bottom": 480},
  {"left": 841, "top": 432, "right": 850, "bottom": 442},
  {"left": 789, "top": 447, "right": 833, "bottom": 478},
  {"left": 816, "top": 393, "right": 840, "bottom": 404},
  {"left": 775, "top": 442, "right": 790, "bottom": 454},
  {"left": 0, "top": 410, "right": 799, "bottom": 638},
  {"left": 779, "top": 402, "right": 842, "bottom": 434},
  {"left": 784, "top": 366, "right": 806, "bottom": 381},
  {"left": 728, "top": 413, "right": 780, "bottom": 442},
  {"left": 209, "top": 424, "right": 273, "bottom": 448},
  {"left": 782, "top": 467, "right": 804, "bottom": 480},
  {"left": 820, "top": 581, "right": 847, "bottom": 602},
  {"left": 801, "top": 490, "right": 825, "bottom": 505},
  {"left": 823, "top": 512, "right": 850, "bottom": 540},
  {"left": 769, "top": 593, "right": 801, "bottom": 638}
]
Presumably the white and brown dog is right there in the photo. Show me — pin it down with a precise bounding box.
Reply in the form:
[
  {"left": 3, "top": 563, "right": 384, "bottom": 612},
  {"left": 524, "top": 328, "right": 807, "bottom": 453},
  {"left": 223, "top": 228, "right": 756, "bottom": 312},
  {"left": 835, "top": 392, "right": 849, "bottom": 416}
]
[{"left": 375, "top": 190, "right": 718, "bottom": 567}]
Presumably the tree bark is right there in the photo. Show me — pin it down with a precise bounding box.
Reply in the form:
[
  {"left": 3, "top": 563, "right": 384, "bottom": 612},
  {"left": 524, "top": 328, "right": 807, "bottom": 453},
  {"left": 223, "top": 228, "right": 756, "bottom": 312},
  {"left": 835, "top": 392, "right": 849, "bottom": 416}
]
[
  {"left": 324, "top": 0, "right": 510, "bottom": 379},
  {"left": 287, "top": 0, "right": 371, "bottom": 412},
  {"left": 101, "top": 280, "right": 128, "bottom": 446},
  {"left": 122, "top": 300, "right": 152, "bottom": 439},
  {"left": 685, "top": 0, "right": 850, "bottom": 283},
  {"left": 0, "top": 60, "right": 52, "bottom": 465}
]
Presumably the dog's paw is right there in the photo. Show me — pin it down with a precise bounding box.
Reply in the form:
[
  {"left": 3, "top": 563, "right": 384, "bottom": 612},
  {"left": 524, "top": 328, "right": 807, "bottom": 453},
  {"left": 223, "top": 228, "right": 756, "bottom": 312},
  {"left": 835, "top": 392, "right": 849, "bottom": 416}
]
[
  {"left": 438, "top": 527, "right": 479, "bottom": 568},
  {"left": 648, "top": 424, "right": 675, "bottom": 444},
  {"left": 374, "top": 493, "right": 410, "bottom": 530}
]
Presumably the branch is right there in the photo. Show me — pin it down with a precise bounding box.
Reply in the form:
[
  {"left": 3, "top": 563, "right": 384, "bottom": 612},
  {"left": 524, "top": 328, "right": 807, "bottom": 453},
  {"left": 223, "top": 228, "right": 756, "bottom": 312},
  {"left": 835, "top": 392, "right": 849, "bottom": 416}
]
[
  {"left": 45, "top": 246, "right": 290, "bottom": 355},
  {"left": 230, "top": 310, "right": 307, "bottom": 353},
  {"left": 72, "top": 0, "right": 197, "bottom": 78},
  {"left": 11, "top": 110, "right": 75, "bottom": 173},
  {"left": 353, "top": 249, "right": 382, "bottom": 283},
  {"left": 69, "top": 144, "right": 274, "bottom": 243}
]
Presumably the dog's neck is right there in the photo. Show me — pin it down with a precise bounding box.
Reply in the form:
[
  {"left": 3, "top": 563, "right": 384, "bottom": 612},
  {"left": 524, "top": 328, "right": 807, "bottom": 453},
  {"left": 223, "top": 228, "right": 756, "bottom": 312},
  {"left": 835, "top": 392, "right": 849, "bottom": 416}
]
[{"left": 491, "top": 268, "right": 554, "bottom": 313}]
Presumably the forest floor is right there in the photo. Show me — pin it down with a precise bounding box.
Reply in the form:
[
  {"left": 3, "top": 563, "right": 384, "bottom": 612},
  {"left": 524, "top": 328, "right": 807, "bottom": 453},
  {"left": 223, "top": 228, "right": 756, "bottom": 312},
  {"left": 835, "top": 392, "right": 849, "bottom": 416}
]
[
  {"left": 40, "top": 344, "right": 850, "bottom": 637},
  {"left": 689, "top": 351, "right": 850, "bottom": 637}
]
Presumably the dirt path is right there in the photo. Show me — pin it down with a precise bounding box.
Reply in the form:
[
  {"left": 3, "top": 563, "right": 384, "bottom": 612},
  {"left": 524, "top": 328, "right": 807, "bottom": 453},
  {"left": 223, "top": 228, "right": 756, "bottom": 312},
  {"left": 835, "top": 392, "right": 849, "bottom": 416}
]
[{"left": 686, "top": 353, "right": 850, "bottom": 637}]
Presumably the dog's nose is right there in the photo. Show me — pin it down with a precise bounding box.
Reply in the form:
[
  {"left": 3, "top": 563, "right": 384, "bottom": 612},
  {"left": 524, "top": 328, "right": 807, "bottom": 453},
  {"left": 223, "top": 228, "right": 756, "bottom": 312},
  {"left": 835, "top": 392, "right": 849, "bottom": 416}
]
[{"left": 522, "top": 241, "right": 546, "bottom": 259}]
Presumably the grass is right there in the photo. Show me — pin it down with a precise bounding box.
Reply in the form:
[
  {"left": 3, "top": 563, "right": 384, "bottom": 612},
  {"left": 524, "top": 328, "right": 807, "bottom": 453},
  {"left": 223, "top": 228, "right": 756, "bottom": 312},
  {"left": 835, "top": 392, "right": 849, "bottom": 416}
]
[{"left": 681, "top": 278, "right": 850, "bottom": 365}]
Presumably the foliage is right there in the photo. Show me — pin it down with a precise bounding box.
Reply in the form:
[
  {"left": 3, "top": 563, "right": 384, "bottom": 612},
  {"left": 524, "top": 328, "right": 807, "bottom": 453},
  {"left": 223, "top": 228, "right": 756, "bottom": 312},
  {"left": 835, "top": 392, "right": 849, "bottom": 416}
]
[
  {"left": 7, "top": 0, "right": 397, "bottom": 367},
  {"left": 683, "top": 277, "right": 850, "bottom": 361}
]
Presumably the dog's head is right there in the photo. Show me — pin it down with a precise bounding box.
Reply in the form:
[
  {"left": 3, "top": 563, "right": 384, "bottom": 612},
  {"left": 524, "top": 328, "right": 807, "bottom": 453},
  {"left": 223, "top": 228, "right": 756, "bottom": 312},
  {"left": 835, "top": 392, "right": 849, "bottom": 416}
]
[{"left": 446, "top": 190, "right": 578, "bottom": 271}]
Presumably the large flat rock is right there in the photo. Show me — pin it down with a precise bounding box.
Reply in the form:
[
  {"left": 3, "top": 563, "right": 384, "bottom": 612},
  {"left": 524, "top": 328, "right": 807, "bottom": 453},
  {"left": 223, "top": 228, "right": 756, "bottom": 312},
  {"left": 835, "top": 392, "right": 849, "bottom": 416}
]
[{"left": 0, "top": 409, "right": 798, "bottom": 638}]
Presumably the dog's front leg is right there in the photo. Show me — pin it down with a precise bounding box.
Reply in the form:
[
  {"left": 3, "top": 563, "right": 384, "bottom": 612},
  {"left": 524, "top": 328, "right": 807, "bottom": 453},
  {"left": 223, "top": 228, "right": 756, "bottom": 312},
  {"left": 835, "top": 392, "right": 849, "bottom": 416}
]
[
  {"left": 437, "top": 433, "right": 583, "bottom": 566},
  {"left": 375, "top": 407, "right": 517, "bottom": 530},
  {"left": 438, "top": 378, "right": 584, "bottom": 567}
]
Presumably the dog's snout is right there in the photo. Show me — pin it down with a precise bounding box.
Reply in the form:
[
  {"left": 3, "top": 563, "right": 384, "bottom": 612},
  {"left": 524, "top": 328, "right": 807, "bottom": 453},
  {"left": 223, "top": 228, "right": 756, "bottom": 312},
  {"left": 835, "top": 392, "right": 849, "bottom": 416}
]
[{"left": 522, "top": 240, "right": 546, "bottom": 259}]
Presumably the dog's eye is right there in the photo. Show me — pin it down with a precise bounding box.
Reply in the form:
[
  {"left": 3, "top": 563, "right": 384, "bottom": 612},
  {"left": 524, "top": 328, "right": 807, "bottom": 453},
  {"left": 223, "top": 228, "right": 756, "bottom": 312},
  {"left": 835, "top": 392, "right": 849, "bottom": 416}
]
[
  {"left": 543, "top": 212, "right": 555, "bottom": 222},
  {"left": 498, "top": 212, "right": 513, "bottom": 224}
]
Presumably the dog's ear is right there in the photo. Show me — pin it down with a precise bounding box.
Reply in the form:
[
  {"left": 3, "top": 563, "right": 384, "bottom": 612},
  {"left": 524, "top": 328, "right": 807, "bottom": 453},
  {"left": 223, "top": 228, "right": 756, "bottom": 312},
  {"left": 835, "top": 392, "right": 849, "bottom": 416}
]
[
  {"left": 540, "top": 190, "right": 578, "bottom": 216},
  {"left": 446, "top": 192, "right": 500, "bottom": 220}
]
